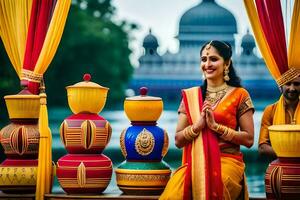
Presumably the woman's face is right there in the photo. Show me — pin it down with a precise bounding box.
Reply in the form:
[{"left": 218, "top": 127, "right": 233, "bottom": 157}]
[{"left": 201, "top": 45, "right": 228, "bottom": 81}]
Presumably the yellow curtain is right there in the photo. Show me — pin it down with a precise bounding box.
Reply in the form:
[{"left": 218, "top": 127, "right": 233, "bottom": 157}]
[
  {"left": 34, "top": 0, "right": 71, "bottom": 75},
  {"left": 243, "top": 0, "right": 281, "bottom": 80},
  {"left": 35, "top": 1, "right": 71, "bottom": 199},
  {"left": 0, "top": 0, "right": 32, "bottom": 77},
  {"left": 288, "top": 0, "right": 300, "bottom": 68}
]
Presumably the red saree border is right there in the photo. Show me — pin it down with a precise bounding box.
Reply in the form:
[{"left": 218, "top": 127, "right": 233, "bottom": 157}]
[{"left": 182, "top": 87, "right": 223, "bottom": 200}]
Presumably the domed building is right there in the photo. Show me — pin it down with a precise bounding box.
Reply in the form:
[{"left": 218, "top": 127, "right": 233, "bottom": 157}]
[{"left": 130, "top": 0, "right": 279, "bottom": 106}]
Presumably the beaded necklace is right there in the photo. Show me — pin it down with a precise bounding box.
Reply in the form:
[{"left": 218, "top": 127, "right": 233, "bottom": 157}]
[{"left": 206, "top": 83, "right": 228, "bottom": 105}]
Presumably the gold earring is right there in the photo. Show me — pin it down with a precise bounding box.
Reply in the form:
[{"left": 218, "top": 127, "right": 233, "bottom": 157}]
[{"left": 224, "top": 67, "right": 230, "bottom": 81}]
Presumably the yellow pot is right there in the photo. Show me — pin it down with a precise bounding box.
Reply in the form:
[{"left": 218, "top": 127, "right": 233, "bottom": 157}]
[
  {"left": 124, "top": 87, "right": 163, "bottom": 122},
  {"left": 269, "top": 124, "right": 300, "bottom": 157},
  {"left": 66, "top": 74, "right": 109, "bottom": 114},
  {"left": 4, "top": 94, "right": 40, "bottom": 119}
]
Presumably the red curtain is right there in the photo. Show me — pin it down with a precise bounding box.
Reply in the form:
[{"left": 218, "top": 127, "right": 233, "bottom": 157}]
[
  {"left": 255, "top": 0, "right": 287, "bottom": 74},
  {"left": 23, "top": 0, "right": 55, "bottom": 94}
]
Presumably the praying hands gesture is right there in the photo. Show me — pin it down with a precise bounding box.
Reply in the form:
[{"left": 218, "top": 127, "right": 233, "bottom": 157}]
[{"left": 202, "top": 101, "right": 218, "bottom": 131}]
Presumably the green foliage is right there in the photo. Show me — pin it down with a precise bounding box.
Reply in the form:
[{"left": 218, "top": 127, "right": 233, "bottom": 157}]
[
  {"left": 0, "top": 41, "right": 19, "bottom": 123},
  {"left": 45, "top": 0, "right": 135, "bottom": 109}
]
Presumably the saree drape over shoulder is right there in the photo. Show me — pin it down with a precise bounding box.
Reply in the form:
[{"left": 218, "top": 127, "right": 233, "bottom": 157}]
[{"left": 160, "top": 87, "right": 253, "bottom": 200}]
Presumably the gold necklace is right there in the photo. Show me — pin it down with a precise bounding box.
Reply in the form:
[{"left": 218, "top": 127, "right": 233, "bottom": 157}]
[
  {"left": 206, "top": 83, "right": 228, "bottom": 105},
  {"left": 207, "top": 83, "right": 228, "bottom": 93}
]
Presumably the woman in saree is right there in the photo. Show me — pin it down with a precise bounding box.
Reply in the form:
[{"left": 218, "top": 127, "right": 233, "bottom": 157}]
[{"left": 160, "top": 40, "right": 254, "bottom": 200}]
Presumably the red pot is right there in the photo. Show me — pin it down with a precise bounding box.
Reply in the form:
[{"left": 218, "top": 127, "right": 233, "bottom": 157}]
[
  {"left": 265, "top": 158, "right": 300, "bottom": 200},
  {"left": 60, "top": 113, "right": 111, "bottom": 154},
  {"left": 56, "top": 154, "right": 112, "bottom": 194}
]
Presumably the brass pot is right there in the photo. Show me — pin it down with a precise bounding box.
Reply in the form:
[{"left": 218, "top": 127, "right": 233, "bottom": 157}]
[
  {"left": 124, "top": 87, "right": 163, "bottom": 122},
  {"left": 66, "top": 74, "right": 109, "bottom": 114},
  {"left": 269, "top": 124, "right": 300, "bottom": 157},
  {"left": 4, "top": 94, "right": 40, "bottom": 119}
]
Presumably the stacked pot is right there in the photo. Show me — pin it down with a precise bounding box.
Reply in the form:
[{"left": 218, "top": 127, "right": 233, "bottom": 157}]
[
  {"left": 115, "top": 87, "right": 171, "bottom": 195},
  {"left": 56, "top": 74, "right": 112, "bottom": 194},
  {"left": 265, "top": 124, "right": 300, "bottom": 200},
  {"left": 0, "top": 91, "right": 40, "bottom": 193}
]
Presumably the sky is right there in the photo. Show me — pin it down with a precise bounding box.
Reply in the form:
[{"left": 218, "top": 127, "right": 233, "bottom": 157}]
[{"left": 112, "top": 0, "right": 293, "bottom": 67}]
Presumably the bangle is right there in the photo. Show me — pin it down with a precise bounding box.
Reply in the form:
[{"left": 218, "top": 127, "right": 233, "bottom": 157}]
[
  {"left": 213, "top": 123, "right": 236, "bottom": 141},
  {"left": 183, "top": 125, "right": 199, "bottom": 141},
  {"left": 190, "top": 125, "right": 199, "bottom": 137}
]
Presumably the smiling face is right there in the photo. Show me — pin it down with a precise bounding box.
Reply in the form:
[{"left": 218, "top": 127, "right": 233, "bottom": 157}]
[
  {"left": 201, "top": 45, "right": 229, "bottom": 82},
  {"left": 282, "top": 76, "right": 300, "bottom": 102}
]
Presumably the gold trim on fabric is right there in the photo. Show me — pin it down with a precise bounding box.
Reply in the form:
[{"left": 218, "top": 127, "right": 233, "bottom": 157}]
[
  {"left": 238, "top": 97, "right": 254, "bottom": 118},
  {"left": 183, "top": 87, "right": 206, "bottom": 200},
  {"left": 276, "top": 67, "right": 300, "bottom": 86},
  {"left": 21, "top": 69, "right": 43, "bottom": 83}
]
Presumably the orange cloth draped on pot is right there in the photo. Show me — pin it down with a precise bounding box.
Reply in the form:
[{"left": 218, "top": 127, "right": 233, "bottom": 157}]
[{"left": 160, "top": 87, "right": 253, "bottom": 200}]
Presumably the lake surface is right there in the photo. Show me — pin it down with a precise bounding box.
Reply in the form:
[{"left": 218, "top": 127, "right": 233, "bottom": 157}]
[{"left": 48, "top": 107, "right": 269, "bottom": 198}]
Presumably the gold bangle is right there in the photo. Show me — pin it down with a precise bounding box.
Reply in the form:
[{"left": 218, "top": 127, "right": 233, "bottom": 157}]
[
  {"left": 190, "top": 125, "right": 199, "bottom": 137},
  {"left": 183, "top": 126, "right": 193, "bottom": 141},
  {"left": 183, "top": 125, "right": 199, "bottom": 141},
  {"left": 220, "top": 126, "right": 236, "bottom": 141}
]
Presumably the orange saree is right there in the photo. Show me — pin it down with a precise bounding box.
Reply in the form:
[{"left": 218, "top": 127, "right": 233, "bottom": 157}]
[{"left": 160, "top": 86, "right": 252, "bottom": 200}]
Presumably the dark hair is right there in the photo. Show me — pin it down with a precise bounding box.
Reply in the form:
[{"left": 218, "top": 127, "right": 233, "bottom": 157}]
[{"left": 200, "top": 40, "right": 242, "bottom": 99}]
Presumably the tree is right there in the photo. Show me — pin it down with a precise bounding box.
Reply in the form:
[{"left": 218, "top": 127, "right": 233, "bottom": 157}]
[
  {"left": 0, "top": 41, "right": 19, "bottom": 123},
  {"left": 46, "top": 0, "right": 136, "bottom": 109}
]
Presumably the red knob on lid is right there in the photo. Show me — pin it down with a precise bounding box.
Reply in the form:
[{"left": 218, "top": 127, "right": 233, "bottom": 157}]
[
  {"left": 83, "top": 73, "right": 91, "bottom": 82},
  {"left": 140, "top": 87, "right": 148, "bottom": 96}
]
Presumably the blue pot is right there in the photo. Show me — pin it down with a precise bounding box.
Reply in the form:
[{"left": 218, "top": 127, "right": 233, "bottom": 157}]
[{"left": 120, "top": 125, "right": 169, "bottom": 161}]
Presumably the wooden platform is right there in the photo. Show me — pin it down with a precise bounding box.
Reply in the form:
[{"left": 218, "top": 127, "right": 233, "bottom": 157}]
[{"left": 0, "top": 192, "right": 266, "bottom": 200}]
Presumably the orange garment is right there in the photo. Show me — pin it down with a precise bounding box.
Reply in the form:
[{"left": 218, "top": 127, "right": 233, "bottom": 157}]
[
  {"left": 161, "top": 87, "right": 253, "bottom": 200},
  {"left": 179, "top": 87, "right": 254, "bottom": 154},
  {"left": 259, "top": 95, "right": 300, "bottom": 145}
]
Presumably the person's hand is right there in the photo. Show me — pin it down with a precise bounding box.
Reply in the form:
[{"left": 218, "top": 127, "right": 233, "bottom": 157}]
[
  {"left": 192, "top": 111, "right": 206, "bottom": 133},
  {"left": 203, "top": 101, "right": 218, "bottom": 131}
]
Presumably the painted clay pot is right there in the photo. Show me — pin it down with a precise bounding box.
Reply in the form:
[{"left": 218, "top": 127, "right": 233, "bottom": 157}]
[
  {"left": 56, "top": 154, "right": 112, "bottom": 194},
  {"left": 265, "top": 158, "right": 300, "bottom": 200},
  {"left": 0, "top": 92, "right": 40, "bottom": 159},
  {"left": 60, "top": 113, "right": 111, "bottom": 154},
  {"left": 115, "top": 161, "right": 171, "bottom": 195},
  {"left": 120, "top": 125, "right": 168, "bottom": 161}
]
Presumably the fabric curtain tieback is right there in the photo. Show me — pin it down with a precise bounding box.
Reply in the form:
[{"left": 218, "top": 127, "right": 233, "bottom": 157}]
[{"left": 21, "top": 69, "right": 43, "bottom": 83}]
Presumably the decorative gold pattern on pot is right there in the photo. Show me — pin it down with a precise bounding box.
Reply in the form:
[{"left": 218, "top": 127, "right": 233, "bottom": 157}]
[
  {"left": 0, "top": 124, "right": 39, "bottom": 157},
  {"left": 161, "top": 130, "right": 169, "bottom": 157},
  {"left": 120, "top": 129, "right": 127, "bottom": 157},
  {"left": 77, "top": 162, "right": 86, "bottom": 187},
  {"left": 135, "top": 128, "right": 155, "bottom": 156},
  {"left": 0, "top": 166, "right": 37, "bottom": 186},
  {"left": 60, "top": 119, "right": 111, "bottom": 152}
]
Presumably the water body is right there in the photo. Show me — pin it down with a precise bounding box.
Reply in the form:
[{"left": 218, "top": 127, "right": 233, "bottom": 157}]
[{"left": 49, "top": 107, "right": 270, "bottom": 198}]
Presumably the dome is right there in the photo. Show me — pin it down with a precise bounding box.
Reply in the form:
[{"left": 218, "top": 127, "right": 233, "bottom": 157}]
[
  {"left": 241, "top": 29, "right": 256, "bottom": 50},
  {"left": 179, "top": 0, "right": 237, "bottom": 34},
  {"left": 143, "top": 29, "right": 159, "bottom": 49}
]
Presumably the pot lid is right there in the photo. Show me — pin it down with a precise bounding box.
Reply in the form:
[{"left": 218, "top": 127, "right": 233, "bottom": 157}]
[
  {"left": 66, "top": 73, "right": 109, "bottom": 90},
  {"left": 126, "top": 87, "right": 161, "bottom": 101}
]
